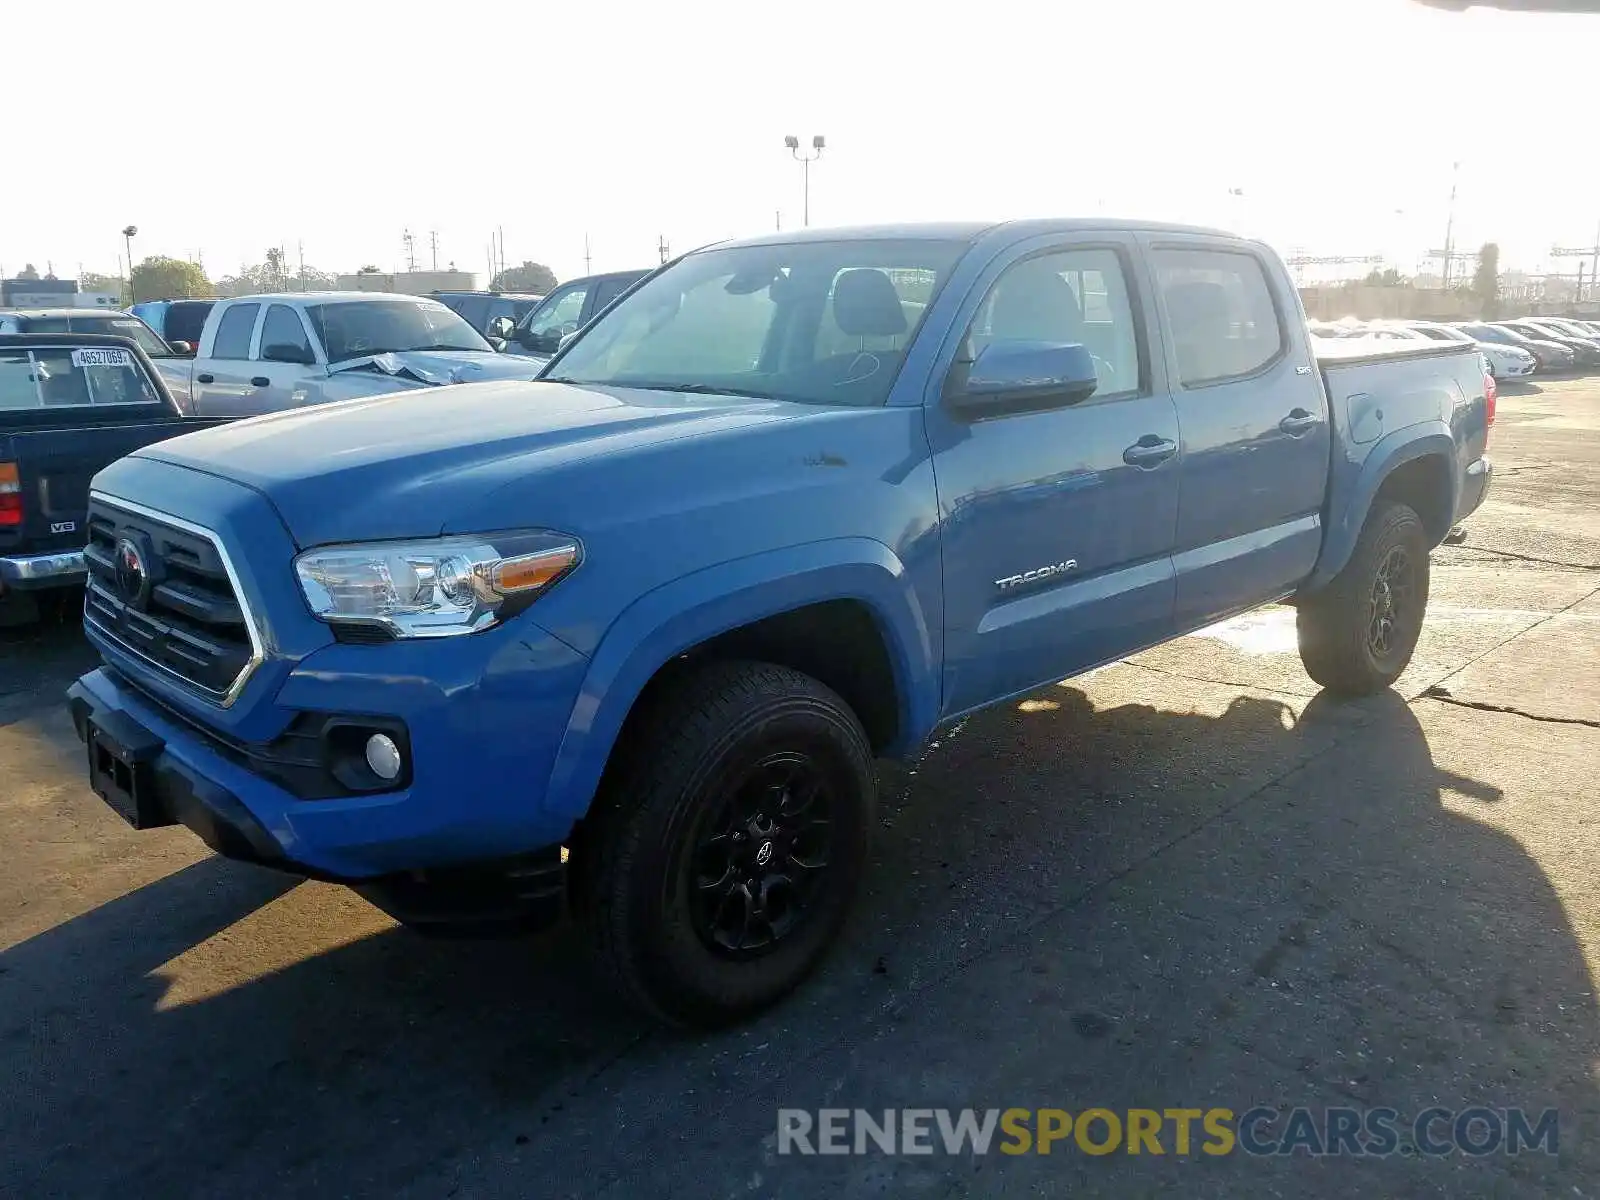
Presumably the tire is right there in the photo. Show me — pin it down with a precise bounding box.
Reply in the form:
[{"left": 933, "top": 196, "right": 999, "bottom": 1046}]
[
  {"left": 1297, "top": 500, "right": 1430, "bottom": 696},
  {"left": 572, "top": 660, "right": 876, "bottom": 1027}
]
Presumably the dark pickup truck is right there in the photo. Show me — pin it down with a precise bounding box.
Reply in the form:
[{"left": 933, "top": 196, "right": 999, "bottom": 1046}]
[{"left": 0, "top": 333, "right": 226, "bottom": 618}]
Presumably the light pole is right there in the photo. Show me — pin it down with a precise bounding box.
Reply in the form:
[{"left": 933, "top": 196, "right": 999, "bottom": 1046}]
[
  {"left": 784, "top": 135, "right": 825, "bottom": 227},
  {"left": 1440, "top": 160, "right": 1460, "bottom": 289},
  {"left": 121, "top": 225, "right": 138, "bottom": 303}
]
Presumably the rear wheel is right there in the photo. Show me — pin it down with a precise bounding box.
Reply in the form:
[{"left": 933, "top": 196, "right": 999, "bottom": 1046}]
[
  {"left": 1297, "top": 500, "right": 1430, "bottom": 695},
  {"left": 573, "top": 660, "right": 875, "bottom": 1027}
]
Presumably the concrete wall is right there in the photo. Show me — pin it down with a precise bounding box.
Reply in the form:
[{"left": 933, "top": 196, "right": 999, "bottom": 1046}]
[
  {"left": 333, "top": 270, "right": 480, "bottom": 294},
  {"left": 1299, "top": 285, "right": 1479, "bottom": 322}
]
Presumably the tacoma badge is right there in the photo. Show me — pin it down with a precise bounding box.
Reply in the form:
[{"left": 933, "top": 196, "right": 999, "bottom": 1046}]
[{"left": 995, "top": 560, "right": 1078, "bottom": 591}]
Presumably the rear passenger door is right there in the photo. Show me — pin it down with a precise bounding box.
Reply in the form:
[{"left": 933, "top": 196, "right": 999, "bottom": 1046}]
[
  {"left": 252, "top": 304, "right": 324, "bottom": 412},
  {"left": 1148, "top": 238, "right": 1330, "bottom": 631},
  {"left": 192, "top": 302, "right": 263, "bottom": 416}
]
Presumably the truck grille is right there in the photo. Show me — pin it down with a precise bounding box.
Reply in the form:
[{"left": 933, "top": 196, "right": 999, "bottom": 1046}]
[{"left": 83, "top": 497, "right": 260, "bottom": 704}]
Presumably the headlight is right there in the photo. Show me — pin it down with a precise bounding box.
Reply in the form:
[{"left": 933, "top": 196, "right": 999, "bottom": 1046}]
[{"left": 294, "top": 532, "right": 580, "bottom": 639}]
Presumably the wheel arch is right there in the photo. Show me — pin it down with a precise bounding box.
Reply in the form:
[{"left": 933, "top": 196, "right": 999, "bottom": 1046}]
[
  {"left": 541, "top": 538, "right": 940, "bottom": 823},
  {"left": 1302, "top": 426, "right": 1459, "bottom": 593}
]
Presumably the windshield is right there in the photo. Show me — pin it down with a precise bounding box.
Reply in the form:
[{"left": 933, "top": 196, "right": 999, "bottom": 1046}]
[
  {"left": 547, "top": 239, "right": 967, "bottom": 406},
  {"left": 305, "top": 300, "right": 490, "bottom": 362},
  {"left": 0, "top": 345, "right": 161, "bottom": 409},
  {"left": 27, "top": 315, "right": 172, "bottom": 358}
]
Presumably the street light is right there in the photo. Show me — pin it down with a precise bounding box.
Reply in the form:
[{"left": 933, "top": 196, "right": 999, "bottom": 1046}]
[
  {"left": 784, "top": 134, "right": 825, "bottom": 227},
  {"left": 121, "top": 225, "right": 138, "bottom": 303}
]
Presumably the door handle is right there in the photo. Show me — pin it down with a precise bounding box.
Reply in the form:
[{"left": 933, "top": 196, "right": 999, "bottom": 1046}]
[
  {"left": 196, "top": 373, "right": 214, "bottom": 384},
  {"left": 251, "top": 377, "right": 271, "bottom": 388},
  {"left": 1123, "top": 436, "right": 1177, "bottom": 468},
  {"left": 1279, "top": 409, "right": 1319, "bottom": 435}
]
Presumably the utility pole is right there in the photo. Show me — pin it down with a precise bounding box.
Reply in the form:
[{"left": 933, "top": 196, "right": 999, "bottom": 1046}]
[
  {"left": 1551, "top": 225, "right": 1600, "bottom": 302},
  {"left": 497, "top": 226, "right": 506, "bottom": 280},
  {"left": 1440, "top": 160, "right": 1460, "bottom": 289},
  {"left": 430, "top": 229, "right": 439, "bottom": 271},
  {"left": 783, "top": 135, "right": 826, "bottom": 226},
  {"left": 775, "top": 209, "right": 782, "bottom": 232},
  {"left": 584, "top": 234, "right": 592, "bottom": 275},
  {"left": 402, "top": 228, "right": 417, "bottom": 272},
  {"left": 658, "top": 235, "right": 670, "bottom": 265}
]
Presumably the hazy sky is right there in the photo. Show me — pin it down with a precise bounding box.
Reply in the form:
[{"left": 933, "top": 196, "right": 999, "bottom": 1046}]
[{"left": 4, "top": 0, "right": 1597, "bottom": 286}]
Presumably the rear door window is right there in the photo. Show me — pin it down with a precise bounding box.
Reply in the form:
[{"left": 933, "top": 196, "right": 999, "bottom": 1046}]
[
  {"left": 1152, "top": 248, "right": 1285, "bottom": 386},
  {"left": 210, "top": 303, "right": 260, "bottom": 359}
]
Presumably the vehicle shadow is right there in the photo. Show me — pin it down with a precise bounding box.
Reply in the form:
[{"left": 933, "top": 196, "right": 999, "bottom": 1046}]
[
  {"left": 1498, "top": 380, "right": 1543, "bottom": 396},
  {"left": 0, "top": 683, "right": 1593, "bottom": 1198}
]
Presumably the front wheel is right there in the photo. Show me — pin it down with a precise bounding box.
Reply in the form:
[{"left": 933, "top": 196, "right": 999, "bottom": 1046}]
[
  {"left": 1297, "top": 500, "right": 1430, "bottom": 695},
  {"left": 573, "top": 660, "right": 875, "bottom": 1027}
]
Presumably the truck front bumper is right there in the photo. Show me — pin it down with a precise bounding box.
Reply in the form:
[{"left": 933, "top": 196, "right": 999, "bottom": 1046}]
[
  {"left": 67, "top": 666, "right": 575, "bottom": 931},
  {"left": 0, "top": 548, "right": 85, "bottom": 591}
]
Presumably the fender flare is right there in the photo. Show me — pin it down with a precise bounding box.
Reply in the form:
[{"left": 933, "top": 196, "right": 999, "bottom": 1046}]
[
  {"left": 1302, "top": 424, "right": 1458, "bottom": 592},
  {"left": 540, "top": 537, "right": 940, "bottom": 820}
]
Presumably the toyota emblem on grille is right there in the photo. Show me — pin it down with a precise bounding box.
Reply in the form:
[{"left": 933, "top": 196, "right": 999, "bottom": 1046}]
[{"left": 113, "top": 535, "right": 154, "bottom": 610}]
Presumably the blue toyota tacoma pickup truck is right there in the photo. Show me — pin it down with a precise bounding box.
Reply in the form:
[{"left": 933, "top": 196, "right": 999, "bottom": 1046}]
[{"left": 67, "top": 221, "right": 1493, "bottom": 1025}]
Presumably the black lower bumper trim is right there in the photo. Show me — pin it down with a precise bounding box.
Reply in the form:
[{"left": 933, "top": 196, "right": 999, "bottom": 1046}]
[
  {"left": 67, "top": 677, "right": 568, "bottom": 931},
  {"left": 354, "top": 848, "right": 567, "bottom": 937},
  {"left": 68, "top": 680, "right": 290, "bottom": 871}
]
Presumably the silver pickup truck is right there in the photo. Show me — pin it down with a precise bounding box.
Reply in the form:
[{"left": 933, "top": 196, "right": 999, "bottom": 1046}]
[{"left": 154, "top": 292, "right": 548, "bottom": 417}]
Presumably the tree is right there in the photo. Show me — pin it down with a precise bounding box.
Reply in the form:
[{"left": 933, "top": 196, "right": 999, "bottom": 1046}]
[
  {"left": 357, "top": 264, "right": 382, "bottom": 275},
  {"left": 130, "top": 256, "right": 211, "bottom": 301},
  {"left": 491, "top": 261, "right": 558, "bottom": 294},
  {"left": 1362, "top": 267, "right": 1409, "bottom": 288},
  {"left": 80, "top": 272, "right": 128, "bottom": 303},
  {"left": 1472, "top": 242, "right": 1501, "bottom": 317},
  {"left": 17, "top": 263, "right": 39, "bottom": 280},
  {"left": 215, "top": 260, "right": 339, "bottom": 297}
]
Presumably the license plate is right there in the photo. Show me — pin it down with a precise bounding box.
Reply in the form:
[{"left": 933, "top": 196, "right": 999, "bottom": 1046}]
[{"left": 86, "top": 714, "right": 169, "bottom": 829}]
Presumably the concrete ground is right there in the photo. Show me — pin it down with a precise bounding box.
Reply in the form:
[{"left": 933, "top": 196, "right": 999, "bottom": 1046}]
[{"left": 1, "top": 377, "right": 1596, "bottom": 1198}]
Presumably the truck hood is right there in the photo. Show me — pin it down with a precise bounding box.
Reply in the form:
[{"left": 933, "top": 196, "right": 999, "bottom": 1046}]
[
  {"left": 133, "top": 379, "right": 811, "bottom": 546},
  {"left": 327, "top": 348, "right": 543, "bottom": 386}
]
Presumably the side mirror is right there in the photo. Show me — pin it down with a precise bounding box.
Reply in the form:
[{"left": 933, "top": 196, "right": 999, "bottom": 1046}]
[
  {"left": 488, "top": 315, "right": 516, "bottom": 340},
  {"left": 168, "top": 340, "right": 194, "bottom": 356},
  {"left": 558, "top": 330, "right": 579, "bottom": 350},
  {"left": 263, "top": 343, "right": 315, "bottom": 365},
  {"left": 487, "top": 336, "right": 507, "bottom": 352},
  {"left": 945, "top": 341, "right": 1098, "bottom": 416}
]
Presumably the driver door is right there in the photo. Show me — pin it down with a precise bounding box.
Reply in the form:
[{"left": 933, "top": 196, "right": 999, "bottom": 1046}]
[
  {"left": 926, "top": 235, "right": 1182, "bottom": 716},
  {"left": 250, "top": 303, "right": 325, "bottom": 412}
]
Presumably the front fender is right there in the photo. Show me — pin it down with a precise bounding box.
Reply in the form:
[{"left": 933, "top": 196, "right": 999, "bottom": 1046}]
[
  {"left": 540, "top": 537, "right": 939, "bottom": 820},
  {"left": 1302, "top": 423, "right": 1458, "bottom": 592}
]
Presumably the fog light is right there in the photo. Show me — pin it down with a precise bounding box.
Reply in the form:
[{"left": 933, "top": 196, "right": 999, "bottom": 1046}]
[{"left": 365, "top": 733, "right": 403, "bottom": 781}]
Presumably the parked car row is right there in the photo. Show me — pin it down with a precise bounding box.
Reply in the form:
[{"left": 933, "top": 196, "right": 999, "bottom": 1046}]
[{"left": 1308, "top": 314, "right": 1600, "bottom": 377}]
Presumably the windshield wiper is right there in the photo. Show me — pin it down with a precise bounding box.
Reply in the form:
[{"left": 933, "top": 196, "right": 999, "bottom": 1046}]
[
  {"left": 617, "top": 381, "right": 781, "bottom": 400},
  {"left": 412, "top": 344, "right": 484, "bottom": 352}
]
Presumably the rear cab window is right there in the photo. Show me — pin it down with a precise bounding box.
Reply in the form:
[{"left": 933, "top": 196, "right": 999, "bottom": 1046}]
[
  {"left": 0, "top": 346, "right": 161, "bottom": 409},
  {"left": 1152, "top": 248, "right": 1285, "bottom": 386}
]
